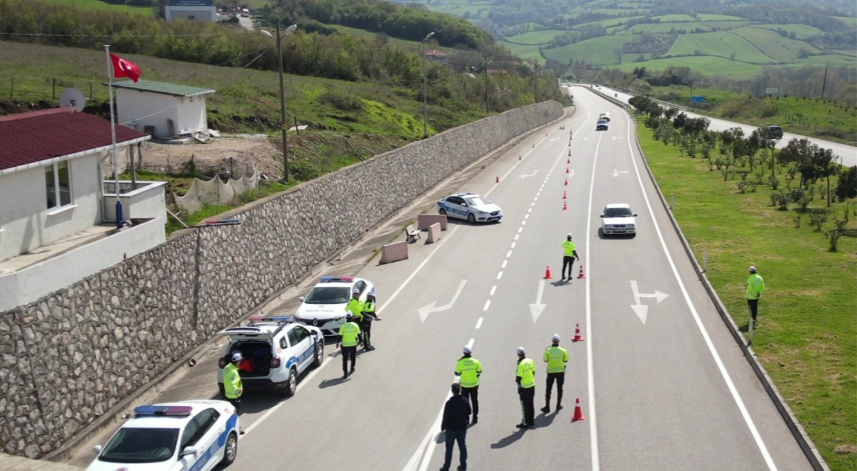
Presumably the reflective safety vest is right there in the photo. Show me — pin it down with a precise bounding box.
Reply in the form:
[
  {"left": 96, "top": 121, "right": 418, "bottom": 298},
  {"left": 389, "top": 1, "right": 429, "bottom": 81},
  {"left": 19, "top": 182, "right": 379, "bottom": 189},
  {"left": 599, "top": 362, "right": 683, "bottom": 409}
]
[
  {"left": 363, "top": 301, "right": 375, "bottom": 313},
  {"left": 562, "top": 240, "right": 576, "bottom": 257},
  {"left": 456, "top": 357, "right": 483, "bottom": 388},
  {"left": 339, "top": 321, "right": 362, "bottom": 347},
  {"left": 747, "top": 274, "right": 765, "bottom": 300},
  {"left": 516, "top": 358, "right": 536, "bottom": 389},
  {"left": 544, "top": 346, "right": 569, "bottom": 374},
  {"left": 223, "top": 363, "right": 242, "bottom": 399},
  {"left": 346, "top": 298, "right": 364, "bottom": 322}
]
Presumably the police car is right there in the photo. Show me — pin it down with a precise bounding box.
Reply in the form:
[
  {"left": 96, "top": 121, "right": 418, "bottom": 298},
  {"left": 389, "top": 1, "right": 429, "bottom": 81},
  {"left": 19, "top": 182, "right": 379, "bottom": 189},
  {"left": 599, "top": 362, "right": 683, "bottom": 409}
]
[
  {"left": 293, "top": 276, "right": 374, "bottom": 337},
  {"left": 437, "top": 193, "right": 503, "bottom": 223},
  {"left": 87, "top": 401, "right": 239, "bottom": 471},
  {"left": 217, "top": 316, "right": 324, "bottom": 397}
]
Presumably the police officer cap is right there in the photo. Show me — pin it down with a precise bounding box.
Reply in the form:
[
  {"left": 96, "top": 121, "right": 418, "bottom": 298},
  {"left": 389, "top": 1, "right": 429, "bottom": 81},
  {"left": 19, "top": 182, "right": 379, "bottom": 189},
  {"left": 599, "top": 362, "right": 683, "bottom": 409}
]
[
  {"left": 352, "top": 288, "right": 360, "bottom": 294},
  {"left": 567, "top": 233, "right": 573, "bottom": 239},
  {"left": 345, "top": 312, "right": 353, "bottom": 318},
  {"left": 463, "top": 345, "right": 472, "bottom": 354},
  {"left": 517, "top": 347, "right": 526, "bottom": 355},
  {"left": 551, "top": 334, "right": 561, "bottom": 342},
  {"left": 231, "top": 352, "right": 243, "bottom": 362},
  {"left": 749, "top": 266, "right": 757, "bottom": 273}
]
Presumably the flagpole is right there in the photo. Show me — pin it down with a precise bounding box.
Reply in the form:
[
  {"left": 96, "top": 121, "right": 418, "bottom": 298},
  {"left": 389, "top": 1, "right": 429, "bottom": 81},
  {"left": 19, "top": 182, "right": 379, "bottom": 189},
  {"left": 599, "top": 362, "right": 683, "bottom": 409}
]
[{"left": 104, "top": 45, "right": 124, "bottom": 230}]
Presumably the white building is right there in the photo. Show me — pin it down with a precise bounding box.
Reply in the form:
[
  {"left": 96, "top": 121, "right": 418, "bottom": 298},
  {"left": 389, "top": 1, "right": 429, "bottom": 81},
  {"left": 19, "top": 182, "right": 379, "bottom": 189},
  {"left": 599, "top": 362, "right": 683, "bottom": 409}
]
[
  {"left": 165, "top": 0, "right": 217, "bottom": 22},
  {"left": 109, "top": 79, "right": 216, "bottom": 139},
  {"left": 0, "top": 108, "right": 167, "bottom": 312}
]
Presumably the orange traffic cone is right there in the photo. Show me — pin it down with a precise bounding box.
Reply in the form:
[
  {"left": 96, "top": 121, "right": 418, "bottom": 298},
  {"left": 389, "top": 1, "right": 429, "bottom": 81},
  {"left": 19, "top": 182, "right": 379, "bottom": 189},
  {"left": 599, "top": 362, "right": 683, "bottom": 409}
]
[
  {"left": 567, "top": 158, "right": 570, "bottom": 164},
  {"left": 577, "top": 264, "right": 586, "bottom": 279},
  {"left": 562, "top": 191, "right": 567, "bottom": 199},
  {"left": 564, "top": 179, "right": 568, "bottom": 186},
  {"left": 572, "top": 398, "right": 585, "bottom": 421},
  {"left": 562, "top": 201, "right": 568, "bottom": 210},
  {"left": 572, "top": 323, "right": 584, "bottom": 342},
  {"left": 566, "top": 168, "right": 570, "bottom": 174},
  {"left": 544, "top": 266, "right": 552, "bottom": 279},
  {"left": 496, "top": 176, "right": 500, "bottom": 183}
]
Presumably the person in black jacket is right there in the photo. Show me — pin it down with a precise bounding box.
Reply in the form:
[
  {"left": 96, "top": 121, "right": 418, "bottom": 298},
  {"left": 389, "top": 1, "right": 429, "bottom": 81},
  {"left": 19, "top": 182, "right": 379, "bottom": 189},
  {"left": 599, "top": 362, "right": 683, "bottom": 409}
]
[{"left": 441, "top": 382, "right": 471, "bottom": 471}]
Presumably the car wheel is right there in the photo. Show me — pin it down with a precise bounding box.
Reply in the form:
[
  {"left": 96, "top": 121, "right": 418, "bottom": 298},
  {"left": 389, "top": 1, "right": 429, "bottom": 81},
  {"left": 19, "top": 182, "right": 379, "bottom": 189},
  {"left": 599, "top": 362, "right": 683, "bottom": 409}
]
[
  {"left": 221, "top": 432, "right": 238, "bottom": 466},
  {"left": 467, "top": 213, "right": 476, "bottom": 223},
  {"left": 439, "top": 208, "right": 447, "bottom": 216},
  {"left": 311, "top": 341, "right": 324, "bottom": 368},
  {"left": 218, "top": 383, "right": 226, "bottom": 399},
  {"left": 280, "top": 368, "right": 297, "bottom": 397}
]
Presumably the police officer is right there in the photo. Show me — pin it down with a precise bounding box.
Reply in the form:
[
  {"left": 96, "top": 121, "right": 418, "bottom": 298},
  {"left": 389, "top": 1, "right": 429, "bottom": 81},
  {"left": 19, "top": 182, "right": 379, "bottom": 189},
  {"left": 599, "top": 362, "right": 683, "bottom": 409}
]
[
  {"left": 747, "top": 266, "right": 766, "bottom": 325},
  {"left": 515, "top": 347, "right": 536, "bottom": 429},
  {"left": 345, "top": 288, "right": 364, "bottom": 344},
  {"left": 336, "top": 313, "right": 361, "bottom": 378},
  {"left": 223, "top": 353, "right": 244, "bottom": 413},
  {"left": 541, "top": 334, "right": 569, "bottom": 414},
  {"left": 455, "top": 345, "right": 482, "bottom": 425},
  {"left": 561, "top": 234, "right": 580, "bottom": 282},
  {"left": 361, "top": 292, "right": 381, "bottom": 351}
]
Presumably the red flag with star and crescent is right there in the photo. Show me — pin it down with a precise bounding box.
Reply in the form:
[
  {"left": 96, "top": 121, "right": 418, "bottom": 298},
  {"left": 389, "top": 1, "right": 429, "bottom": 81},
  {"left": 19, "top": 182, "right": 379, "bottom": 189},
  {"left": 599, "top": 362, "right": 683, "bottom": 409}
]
[{"left": 109, "top": 53, "right": 142, "bottom": 83}]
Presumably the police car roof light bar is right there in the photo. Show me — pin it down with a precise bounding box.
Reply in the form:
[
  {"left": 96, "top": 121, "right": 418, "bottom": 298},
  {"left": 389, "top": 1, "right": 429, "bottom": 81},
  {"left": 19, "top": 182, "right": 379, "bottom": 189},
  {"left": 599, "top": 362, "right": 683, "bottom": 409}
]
[
  {"left": 134, "top": 405, "right": 193, "bottom": 417},
  {"left": 320, "top": 275, "right": 354, "bottom": 282}
]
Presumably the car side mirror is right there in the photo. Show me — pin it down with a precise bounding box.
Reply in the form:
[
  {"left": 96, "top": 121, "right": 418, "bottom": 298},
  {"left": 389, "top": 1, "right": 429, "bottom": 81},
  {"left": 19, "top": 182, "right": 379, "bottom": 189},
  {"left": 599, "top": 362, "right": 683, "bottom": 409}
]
[
  {"left": 633, "top": 214, "right": 638, "bottom": 217},
  {"left": 93, "top": 445, "right": 102, "bottom": 455},
  {"left": 181, "top": 446, "right": 199, "bottom": 458},
  {"left": 298, "top": 296, "right": 305, "bottom": 302},
  {"left": 599, "top": 215, "right": 604, "bottom": 217}
]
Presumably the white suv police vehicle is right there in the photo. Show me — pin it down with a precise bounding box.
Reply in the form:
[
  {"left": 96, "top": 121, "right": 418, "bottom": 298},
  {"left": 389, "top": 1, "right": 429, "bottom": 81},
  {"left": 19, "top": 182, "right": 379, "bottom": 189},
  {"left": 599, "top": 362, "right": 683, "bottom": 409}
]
[
  {"left": 217, "top": 316, "right": 324, "bottom": 397},
  {"left": 437, "top": 192, "right": 503, "bottom": 223},
  {"left": 293, "top": 276, "right": 374, "bottom": 337},
  {"left": 87, "top": 400, "right": 239, "bottom": 471}
]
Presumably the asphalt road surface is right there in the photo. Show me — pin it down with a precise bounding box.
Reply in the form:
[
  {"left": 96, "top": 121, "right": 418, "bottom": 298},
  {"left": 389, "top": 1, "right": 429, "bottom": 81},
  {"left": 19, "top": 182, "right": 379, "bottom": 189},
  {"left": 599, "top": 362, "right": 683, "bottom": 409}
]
[
  {"left": 66, "top": 90, "right": 816, "bottom": 471},
  {"left": 589, "top": 84, "right": 857, "bottom": 168}
]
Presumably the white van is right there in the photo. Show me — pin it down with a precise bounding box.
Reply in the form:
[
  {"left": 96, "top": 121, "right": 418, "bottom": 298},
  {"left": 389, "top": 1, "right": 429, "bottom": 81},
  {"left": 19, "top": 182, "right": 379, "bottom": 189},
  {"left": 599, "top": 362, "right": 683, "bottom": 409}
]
[
  {"left": 599, "top": 112, "right": 611, "bottom": 122},
  {"left": 241, "top": 8, "right": 249, "bottom": 17}
]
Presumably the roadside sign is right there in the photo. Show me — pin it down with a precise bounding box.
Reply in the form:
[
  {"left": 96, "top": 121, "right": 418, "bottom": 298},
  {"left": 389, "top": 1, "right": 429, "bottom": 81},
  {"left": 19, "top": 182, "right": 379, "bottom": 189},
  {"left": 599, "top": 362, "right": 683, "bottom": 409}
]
[
  {"left": 765, "top": 87, "right": 779, "bottom": 96},
  {"left": 691, "top": 96, "right": 704, "bottom": 103}
]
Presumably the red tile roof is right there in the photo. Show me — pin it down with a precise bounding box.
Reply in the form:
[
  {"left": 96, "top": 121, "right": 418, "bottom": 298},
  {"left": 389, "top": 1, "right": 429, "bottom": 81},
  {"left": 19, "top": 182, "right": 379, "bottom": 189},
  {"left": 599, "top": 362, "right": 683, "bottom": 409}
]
[{"left": 0, "top": 108, "right": 150, "bottom": 172}]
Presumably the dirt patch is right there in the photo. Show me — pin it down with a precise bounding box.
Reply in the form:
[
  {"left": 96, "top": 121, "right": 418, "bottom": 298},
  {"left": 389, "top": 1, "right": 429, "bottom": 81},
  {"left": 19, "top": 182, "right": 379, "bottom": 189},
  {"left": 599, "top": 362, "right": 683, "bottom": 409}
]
[{"left": 136, "top": 135, "right": 284, "bottom": 178}]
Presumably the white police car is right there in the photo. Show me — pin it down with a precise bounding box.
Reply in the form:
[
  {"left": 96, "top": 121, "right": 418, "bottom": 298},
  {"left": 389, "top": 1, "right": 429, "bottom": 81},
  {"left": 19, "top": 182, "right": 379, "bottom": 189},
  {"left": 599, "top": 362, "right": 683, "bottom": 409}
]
[
  {"left": 437, "top": 193, "right": 503, "bottom": 223},
  {"left": 87, "top": 401, "right": 239, "bottom": 471},
  {"left": 293, "top": 276, "right": 374, "bottom": 337},
  {"left": 217, "top": 316, "right": 324, "bottom": 397}
]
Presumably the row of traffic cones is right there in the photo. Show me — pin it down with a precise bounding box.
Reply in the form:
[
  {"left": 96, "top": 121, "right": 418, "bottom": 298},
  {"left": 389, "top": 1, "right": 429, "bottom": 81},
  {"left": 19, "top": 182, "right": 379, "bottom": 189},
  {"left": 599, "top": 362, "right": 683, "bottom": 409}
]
[{"left": 543, "top": 265, "right": 585, "bottom": 279}]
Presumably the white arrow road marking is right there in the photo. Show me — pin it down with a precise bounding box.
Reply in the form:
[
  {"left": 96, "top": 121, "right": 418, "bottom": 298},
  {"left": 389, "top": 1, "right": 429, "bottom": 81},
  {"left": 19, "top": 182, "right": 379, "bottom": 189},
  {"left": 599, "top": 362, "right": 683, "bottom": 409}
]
[
  {"left": 520, "top": 170, "right": 538, "bottom": 178},
  {"left": 417, "top": 279, "right": 467, "bottom": 323},
  {"left": 630, "top": 280, "right": 669, "bottom": 324},
  {"left": 529, "top": 279, "right": 547, "bottom": 323},
  {"left": 612, "top": 169, "right": 630, "bottom": 177},
  {"left": 567, "top": 169, "right": 575, "bottom": 178},
  {"left": 551, "top": 137, "right": 561, "bottom": 141}
]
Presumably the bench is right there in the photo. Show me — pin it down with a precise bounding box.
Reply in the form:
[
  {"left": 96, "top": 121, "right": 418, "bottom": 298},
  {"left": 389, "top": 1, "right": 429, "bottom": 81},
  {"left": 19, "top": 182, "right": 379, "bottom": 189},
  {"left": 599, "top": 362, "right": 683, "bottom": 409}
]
[{"left": 404, "top": 224, "right": 421, "bottom": 243}]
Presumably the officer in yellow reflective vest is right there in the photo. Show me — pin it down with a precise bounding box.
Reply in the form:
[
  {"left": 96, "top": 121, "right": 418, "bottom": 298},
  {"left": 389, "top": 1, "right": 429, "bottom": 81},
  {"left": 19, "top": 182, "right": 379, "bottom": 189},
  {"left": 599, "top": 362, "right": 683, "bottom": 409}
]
[
  {"left": 561, "top": 234, "right": 580, "bottom": 282},
  {"left": 223, "top": 353, "right": 244, "bottom": 413},
  {"left": 345, "top": 289, "right": 364, "bottom": 344},
  {"left": 515, "top": 347, "right": 536, "bottom": 429},
  {"left": 361, "top": 293, "right": 381, "bottom": 351},
  {"left": 541, "top": 334, "right": 569, "bottom": 414},
  {"left": 747, "top": 266, "right": 766, "bottom": 325},
  {"left": 455, "top": 345, "right": 482, "bottom": 425},
  {"left": 336, "top": 313, "right": 361, "bottom": 378}
]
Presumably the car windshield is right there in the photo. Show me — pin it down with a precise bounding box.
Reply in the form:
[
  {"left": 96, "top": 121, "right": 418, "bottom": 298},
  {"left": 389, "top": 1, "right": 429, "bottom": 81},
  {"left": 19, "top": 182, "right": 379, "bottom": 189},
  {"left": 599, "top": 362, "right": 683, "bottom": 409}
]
[
  {"left": 98, "top": 427, "right": 179, "bottom": 463},
  {"left": 464, "top": 196, "right": 491, "bottom": 206},
  {"left": 597, "top": 120, "right": 607, "bottom": 124},
  {"left": 304, "top": 286, "right": 350, "bottom": 304},
  {"left": 604, "top": 207, "right": 633, "bottom": 217}
]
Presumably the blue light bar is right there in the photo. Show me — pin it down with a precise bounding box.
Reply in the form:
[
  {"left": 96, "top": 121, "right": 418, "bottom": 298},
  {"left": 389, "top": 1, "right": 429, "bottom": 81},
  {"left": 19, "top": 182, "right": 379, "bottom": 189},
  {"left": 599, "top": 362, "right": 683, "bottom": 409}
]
[{"left": 134, "top": 405, "right": 193, "bottom": 417}]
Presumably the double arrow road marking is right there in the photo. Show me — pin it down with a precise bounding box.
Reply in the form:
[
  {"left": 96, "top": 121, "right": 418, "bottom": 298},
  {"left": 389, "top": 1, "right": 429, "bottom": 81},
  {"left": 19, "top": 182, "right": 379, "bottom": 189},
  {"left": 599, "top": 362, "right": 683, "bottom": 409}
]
[{"left": 630, "top": 280, "right": 669, "bottom": 324}]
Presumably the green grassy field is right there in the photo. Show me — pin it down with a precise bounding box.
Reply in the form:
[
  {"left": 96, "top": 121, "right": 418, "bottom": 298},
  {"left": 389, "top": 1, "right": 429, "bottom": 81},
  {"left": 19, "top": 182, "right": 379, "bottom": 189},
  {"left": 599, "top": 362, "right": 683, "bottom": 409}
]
[
  {"left": 615, "top": 56, "right": 770, "bottom": 78},
  {"left": 667, "top": 31, "right": 775, "bottom": 63},
  {"left": 637, "top": 117, "right": 857, "bottom": 471},
  {"left": 542, "top": 35, "right": 629, "bottom": 65},
  {"left": 696, "top": 14, "right": 744, "bottom": 21},
  {"left": 34, "top": 0, "right": 152, "bottom": 14},
  {"left": 833, "top": 16, "right": 857, "bottom": 26},
  {"left": 504, "top": 30, "right": 566, "bottom": 45},
  {"left": 498, "top": 42, "right": 543, "bottom": 62},
  {"left": 754, "top": 24, "right": 827, "bottom": 40},
  {"left": 651, "top": 13, "right": 697, "bottom": 22},
  {"left": 731, "top": 27, "right": 820, "bottom": 62}
]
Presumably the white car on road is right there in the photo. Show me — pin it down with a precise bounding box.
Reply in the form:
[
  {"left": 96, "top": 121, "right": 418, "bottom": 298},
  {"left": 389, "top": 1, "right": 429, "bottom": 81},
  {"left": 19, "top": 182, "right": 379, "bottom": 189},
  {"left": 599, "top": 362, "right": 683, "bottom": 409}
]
[
  {"left": 600, "top": 203, "right": 637, "bottom": 235},
  {"left": 437, "top": 192, "right": 503, "bottom": 223},
  {"left": 87, "top": 401, "right": 239, "bottom": 471},
  {"left": 293, "top": 276, "right": 374, "bottom": 337}
]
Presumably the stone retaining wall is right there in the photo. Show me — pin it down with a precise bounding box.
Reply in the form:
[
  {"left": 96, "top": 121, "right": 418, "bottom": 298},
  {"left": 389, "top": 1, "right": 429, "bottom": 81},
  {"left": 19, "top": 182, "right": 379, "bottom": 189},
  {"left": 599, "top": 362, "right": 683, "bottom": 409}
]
[{"left": 0, "top": 101, "right": 564, "bottom": 458}]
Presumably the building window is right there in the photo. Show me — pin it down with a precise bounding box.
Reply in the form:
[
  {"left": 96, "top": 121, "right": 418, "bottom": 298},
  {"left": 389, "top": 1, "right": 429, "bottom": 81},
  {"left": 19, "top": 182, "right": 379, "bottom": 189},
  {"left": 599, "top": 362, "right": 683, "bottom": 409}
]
[
  {"left": 188, "top": 15, "right": 195, "bottom": 20},
  {"left": 45, "top": 161, "right": 72, "bottom": 209}
]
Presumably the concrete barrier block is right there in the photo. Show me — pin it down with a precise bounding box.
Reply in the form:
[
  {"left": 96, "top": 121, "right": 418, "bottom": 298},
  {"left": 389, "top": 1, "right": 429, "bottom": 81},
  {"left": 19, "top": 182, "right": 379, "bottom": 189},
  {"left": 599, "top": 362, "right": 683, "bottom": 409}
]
[
  {"left": 380, "top": 241, "right": 409, "bottom": 264},
  {"left": 426, "top": 223, "right": 442, "bottom": 244},
  {"left": 418, "top": 214, "right": 448, "bottom": 231}
]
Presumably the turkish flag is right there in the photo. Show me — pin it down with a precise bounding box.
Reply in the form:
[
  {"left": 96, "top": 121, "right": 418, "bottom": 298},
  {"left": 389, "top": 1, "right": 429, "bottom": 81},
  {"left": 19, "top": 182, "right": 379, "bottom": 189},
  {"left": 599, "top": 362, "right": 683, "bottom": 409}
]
[{"left": 109, "top": 53, "right": 142, "bottom": 83}]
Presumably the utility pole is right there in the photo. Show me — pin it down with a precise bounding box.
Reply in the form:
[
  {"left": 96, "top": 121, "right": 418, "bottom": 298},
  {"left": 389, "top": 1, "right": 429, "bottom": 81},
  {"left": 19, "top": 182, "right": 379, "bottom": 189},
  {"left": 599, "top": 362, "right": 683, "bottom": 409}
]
[
  {"left": 533, "top": 62, "right": 538, "bottom": 103},
  {"left": 422, "top": 32, "right": 435, "bottom": 139},
  {"left": 820, "top": 67, "right": 828, "bottom": 99},
  {"left": 265, "top": 20, "right": 298, "bottom": 183},
  {"left": 484, "top": 62, "right": 489, "bottom": 113}
]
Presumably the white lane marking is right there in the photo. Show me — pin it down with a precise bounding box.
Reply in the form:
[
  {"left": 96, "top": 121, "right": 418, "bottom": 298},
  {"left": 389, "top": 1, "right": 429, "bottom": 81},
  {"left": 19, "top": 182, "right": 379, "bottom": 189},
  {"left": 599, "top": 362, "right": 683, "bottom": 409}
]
[
  {"left": 511, "top": 242, "right": 516, "bottom": 249},
  {"left": 624, "top": 112, "right": 777, "bottom": 469},
  {"left": 403, "top": 391, "right": 449, "bottom": 471},
  {"left": 525, "top": 214, "right": 530, "bottom": 219},
  {"left": 483, "top": 300, "right": 491, "bottom": 311},
  {"left": 514, "top": 234, "right": 519, "bottom": 241},
  {"left": 584, "top": 129, "right": 602, "bottom": 471},
  {"left": 496, "top": 271, "right": 503, "bottom": 280},
  {"left": 475, "top": 318, "right": 483, "bottom": 329},
  {"left": 522, "top": 220, "right": 527, "bottom": 225},
  {"left": 528, "top": 208, "right": 532, "bottom": 213},
  {"left": 467, "top": 338, "right": 475, "bottom": 350},
  {"left": 490, "top": 286, "right": 497, "bottom": 296},
  {"left": 518, "top": 227, "right": 523, "bottom": 233},
  {"left": 502, "top": 260, "right": 508, "bottom": 269},
  {"left": 507, "top": 250, "right": 513, "bottom": 258}
]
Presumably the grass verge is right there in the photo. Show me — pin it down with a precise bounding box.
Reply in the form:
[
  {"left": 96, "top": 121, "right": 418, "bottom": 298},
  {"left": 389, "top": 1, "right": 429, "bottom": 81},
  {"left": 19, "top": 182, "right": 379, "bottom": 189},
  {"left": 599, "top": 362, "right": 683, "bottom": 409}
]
[{"left": 637, "top": 117, "right": 857, "bottom": 470}]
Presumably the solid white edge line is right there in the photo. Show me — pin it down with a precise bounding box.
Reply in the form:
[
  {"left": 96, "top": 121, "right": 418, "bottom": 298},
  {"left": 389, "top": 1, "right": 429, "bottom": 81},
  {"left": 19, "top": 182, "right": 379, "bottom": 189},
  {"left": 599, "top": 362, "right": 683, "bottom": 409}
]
[
  {"left": 624, "top": 112, "right": 777, "bottom": 469},
  {"left": 585, "top": 121, "right": 602, "bottom": 471}
]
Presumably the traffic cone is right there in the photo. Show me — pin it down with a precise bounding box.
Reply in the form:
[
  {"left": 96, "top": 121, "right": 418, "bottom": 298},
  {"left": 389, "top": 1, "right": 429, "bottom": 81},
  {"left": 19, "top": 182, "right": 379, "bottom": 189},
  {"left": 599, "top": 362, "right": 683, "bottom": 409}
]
[
  {"left": 496, "top": 176, "right": 500, "bottom": 183},
  {"left": 519, "top": 154, "right": 522, "bottom": 160},
  {"left": 572, "top": 324, "right": 584, "bottom": 342},
  {"left": 562, "top": 201, "right": 568, "bottom": 210},
  {"left": 532, "top": 143, "right": 535, "bottom": 148},
  {"left": 544, "top": 266, "right": 552, "bottom": 279},
  {"left": 562, "top": 191, "right": 567, "bottom": 199},
  {"left": 572, "top": 398, "right": 585, "bottom": 421},
  {"left": 567, "top": 158, "right": 570, "bottom": 164},
  {"left": 564, "top": 179, "right": 568, "bottom": 186},
  {"left": 568, "top": 148, "right": 571, "bottom": 156},
  {"left": 577, "top": 265, "right": 586, "bottom": 279},
  {"left": 566, "top": 168, "right": 570, "bottom": 174}
]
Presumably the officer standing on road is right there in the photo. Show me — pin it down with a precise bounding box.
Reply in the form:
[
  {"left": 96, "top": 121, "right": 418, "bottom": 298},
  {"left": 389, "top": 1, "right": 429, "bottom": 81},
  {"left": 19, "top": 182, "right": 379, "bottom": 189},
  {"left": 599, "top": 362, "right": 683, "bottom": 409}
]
[
  {"left": 561, "top": 234, "right": 580, "bottom": 282},
  {"left": 455, "top": 346, "right": 482, "bottom": 425},
  {"left": 361, "top": 292, "right": 381, "bottom": 351},
  {"left": 515, "top": 347, "right": 536, "bottom": 429},
  {"left": 345, "top": 288, "right": 364, "bottom": 344},
  {"left": 336, "top": 313, "right": 361, "bottom": 378},
  {"left": 223, "top": 353, "right": 244, "bottom": 413},
  {"left": 541, "top": 334, "right": 569, "bottom": 414},
  {"left": 747, "top": 266, "right": 766, "bottom": 325}
]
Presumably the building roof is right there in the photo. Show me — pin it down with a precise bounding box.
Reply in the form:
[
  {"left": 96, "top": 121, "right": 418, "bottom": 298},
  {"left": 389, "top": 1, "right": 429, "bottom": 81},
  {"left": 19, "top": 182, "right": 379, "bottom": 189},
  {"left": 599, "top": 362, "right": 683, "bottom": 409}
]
[
  {"left": 0, "top": 108, "right": 150, "bottom": 173},
  {"left": 424, "top": 49, "right": 449, "bottom": 57},
  {"left": 106, "top": 79, "right": 215, "bottom": 98}
]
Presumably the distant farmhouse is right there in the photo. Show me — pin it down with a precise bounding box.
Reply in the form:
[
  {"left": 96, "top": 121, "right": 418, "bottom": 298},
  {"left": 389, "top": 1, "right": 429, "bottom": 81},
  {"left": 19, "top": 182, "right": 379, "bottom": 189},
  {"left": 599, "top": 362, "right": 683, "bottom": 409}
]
[
  {"left": 165, "top": 0, "right": 217, "bottom": 22},
  {"left": 108, "top": 79, "right": 216, "bottom": 139}
]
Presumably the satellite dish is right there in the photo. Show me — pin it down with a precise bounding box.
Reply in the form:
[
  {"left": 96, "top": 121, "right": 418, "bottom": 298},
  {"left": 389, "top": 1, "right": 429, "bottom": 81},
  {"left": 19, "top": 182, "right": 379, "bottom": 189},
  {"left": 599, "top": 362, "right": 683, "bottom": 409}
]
[{"left": 59, "top": 88, "right": 86, "bottom": 111}]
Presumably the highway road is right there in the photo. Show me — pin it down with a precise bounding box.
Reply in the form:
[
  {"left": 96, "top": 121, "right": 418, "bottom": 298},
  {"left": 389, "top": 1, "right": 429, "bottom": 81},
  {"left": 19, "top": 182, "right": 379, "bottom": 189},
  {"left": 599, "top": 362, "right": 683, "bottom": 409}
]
[
  {"left": 201, "top": 87, "right": 813, "bottom": 470},
  {"left": 588, "top": 84, "right": 857, "bottom": 168}
]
